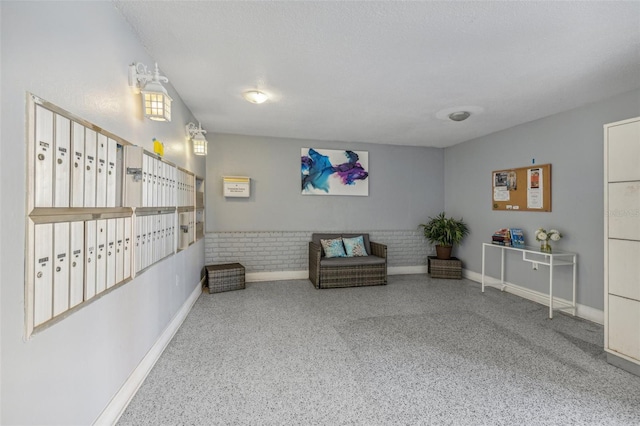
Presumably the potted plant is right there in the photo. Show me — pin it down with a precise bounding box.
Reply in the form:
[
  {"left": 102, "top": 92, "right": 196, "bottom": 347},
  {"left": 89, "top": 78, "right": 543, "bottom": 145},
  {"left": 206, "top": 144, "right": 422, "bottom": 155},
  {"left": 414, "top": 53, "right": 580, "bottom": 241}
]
[{"left": 419, "top": 212, "right": 470, "bottom": 260}]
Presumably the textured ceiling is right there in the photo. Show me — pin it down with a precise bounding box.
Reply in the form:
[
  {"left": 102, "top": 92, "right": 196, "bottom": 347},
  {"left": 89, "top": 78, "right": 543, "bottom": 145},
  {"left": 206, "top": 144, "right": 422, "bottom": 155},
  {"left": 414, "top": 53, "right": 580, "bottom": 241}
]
[{"left": 114, "top": 1, "right": 640, "bottom": 148}]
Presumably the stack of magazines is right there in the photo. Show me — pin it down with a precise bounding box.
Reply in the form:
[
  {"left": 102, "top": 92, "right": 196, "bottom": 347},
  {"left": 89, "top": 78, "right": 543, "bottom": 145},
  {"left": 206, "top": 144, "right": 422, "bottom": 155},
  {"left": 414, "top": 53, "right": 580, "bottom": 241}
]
[
  {"left": 492, "top": 229, "right": 511, "bottom": 246},
  {"left": 491, "top": 228, "right": 525, "bottom": 248}
]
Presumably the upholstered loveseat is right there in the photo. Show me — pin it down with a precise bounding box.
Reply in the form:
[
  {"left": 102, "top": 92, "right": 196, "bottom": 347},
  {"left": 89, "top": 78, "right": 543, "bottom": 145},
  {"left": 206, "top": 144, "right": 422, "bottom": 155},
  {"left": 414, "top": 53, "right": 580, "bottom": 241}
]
[{"left": 308, "top": 233, "right": 387, "bottom": 289}]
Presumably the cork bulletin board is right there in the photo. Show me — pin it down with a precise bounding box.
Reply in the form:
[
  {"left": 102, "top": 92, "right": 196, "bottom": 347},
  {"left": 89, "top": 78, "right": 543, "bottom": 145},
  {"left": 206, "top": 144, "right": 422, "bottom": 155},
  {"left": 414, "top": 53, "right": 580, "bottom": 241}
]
[{"left": 492, "top": 164, "right": 552, "bottom": 212}]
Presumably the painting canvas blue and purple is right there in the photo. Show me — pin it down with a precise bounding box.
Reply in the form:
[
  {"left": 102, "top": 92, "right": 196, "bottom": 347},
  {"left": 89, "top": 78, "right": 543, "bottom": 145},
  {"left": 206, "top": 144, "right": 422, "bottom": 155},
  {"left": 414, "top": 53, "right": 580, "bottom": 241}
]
[{"left": 301, "top": 148, "right": 369, "bottom": 196}]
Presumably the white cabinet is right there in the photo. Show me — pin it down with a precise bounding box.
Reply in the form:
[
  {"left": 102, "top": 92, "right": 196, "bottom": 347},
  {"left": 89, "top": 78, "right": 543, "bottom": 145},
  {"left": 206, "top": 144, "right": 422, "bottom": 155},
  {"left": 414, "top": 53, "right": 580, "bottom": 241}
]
[
  {"left": 608, "top": 295, "right": 640, "bottom": 361},
  {"left": 605, "top": 116, "right": 640, "bottom": 376}
]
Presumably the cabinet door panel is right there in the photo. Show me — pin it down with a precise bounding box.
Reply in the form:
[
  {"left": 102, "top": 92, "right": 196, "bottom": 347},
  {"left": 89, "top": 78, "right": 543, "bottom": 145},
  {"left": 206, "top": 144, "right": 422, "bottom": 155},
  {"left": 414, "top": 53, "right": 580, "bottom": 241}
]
[
  {"left": 34, "top": 105, "right": 54, "bottom": 208},
  {"left": 85, "top": 220, "right": 97, "bottom": 300},
  {"left": 84, "top": 129, "right": 97, "bottom": 207},
  {"left": 69, "top": 221, "right": 84, "bottom": 308},
  {"left": 608, "top": 182, "right": 640, "bottom": 240},
  {"left": 609, "top": 239, "right": 640, "bottom": 301},
  {"left": 123, "top": 217, "right": 132, "bottom": 280},
  {"left": 95, "top": 219, "right": 107, "bottom": 294},
  {"left": 608, "top": 120, "right": 640, "bottom": 182},
  {"left": 71, "top": 123, "right": 85, "bottom": 207},
  {"left": 52, "top": 222, "right": 70, "bottom": 316},
  {"left": 54, "top": 115, "right": 71, "bottom": 207},
  {"left": 609, "top": 295, "right": 640, "bottom": 361},
  {"left": 106, "top": 218, "right": 117, "bottom": 289},
  {"left": 96, "top": 134, "right": 108, "bottom": 208},
  {"left": 34, "top": 223, "right": 53, "bottom": 326},
  {"left": 106, "top": 138, "right": 117, "bottom": 207},
  {"left": 115, "top": 217, "right": 125, "bottom": 284}
]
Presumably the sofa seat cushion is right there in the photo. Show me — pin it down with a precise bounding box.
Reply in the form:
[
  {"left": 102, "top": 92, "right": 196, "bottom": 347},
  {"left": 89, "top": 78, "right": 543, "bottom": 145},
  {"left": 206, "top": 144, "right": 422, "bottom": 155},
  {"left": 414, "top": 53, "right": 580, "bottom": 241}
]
[{"left": 320, "top": 255, "right": 385, "bottom": 267}]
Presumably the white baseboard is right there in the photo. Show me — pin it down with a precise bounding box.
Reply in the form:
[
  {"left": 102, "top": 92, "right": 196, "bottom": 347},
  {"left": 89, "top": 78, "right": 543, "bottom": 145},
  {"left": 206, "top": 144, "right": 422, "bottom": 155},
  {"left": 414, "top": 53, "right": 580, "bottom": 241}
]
[
  {"left": 389, "top": 265, "right": 429, "bottom": 275},
  {"left": 93, "top": 277, "right": 205, "bottom": 426},
  {"left": 246, "top": 270, "right": 308, "bottom": 282},
  {"left": 246, "top": 266, "right": 429, "bottom": 283},
  {"left": 464, "top": 269, "right": 603, "bottom": 325}
]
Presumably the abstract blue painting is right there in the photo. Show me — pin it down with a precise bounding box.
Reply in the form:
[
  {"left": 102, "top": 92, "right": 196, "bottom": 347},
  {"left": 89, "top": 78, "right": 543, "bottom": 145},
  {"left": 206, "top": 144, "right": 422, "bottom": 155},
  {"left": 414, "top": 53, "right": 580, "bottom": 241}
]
[{"left": 301, "top": 148, "right": 369, "bottom": 196}]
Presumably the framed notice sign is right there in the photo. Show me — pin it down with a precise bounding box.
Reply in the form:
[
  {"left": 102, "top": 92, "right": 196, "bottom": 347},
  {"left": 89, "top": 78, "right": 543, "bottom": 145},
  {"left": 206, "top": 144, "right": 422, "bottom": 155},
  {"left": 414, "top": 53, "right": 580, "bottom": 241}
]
[
  {"left": 223, "top": 176, "right": 250, "bottom": 197},
  {"left": 492, "top": 164, "right": 551, "bottom": 212}
]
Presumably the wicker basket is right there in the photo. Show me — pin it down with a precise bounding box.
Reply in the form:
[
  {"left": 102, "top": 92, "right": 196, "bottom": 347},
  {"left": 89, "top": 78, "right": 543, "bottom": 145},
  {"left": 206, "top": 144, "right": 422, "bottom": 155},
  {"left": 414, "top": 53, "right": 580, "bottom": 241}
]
[
  {"left": 428, "top": 256, "right": 462, "bottom": 279},
  {"left": 206, "top": 263, "right": 245, "bottom": 293}
]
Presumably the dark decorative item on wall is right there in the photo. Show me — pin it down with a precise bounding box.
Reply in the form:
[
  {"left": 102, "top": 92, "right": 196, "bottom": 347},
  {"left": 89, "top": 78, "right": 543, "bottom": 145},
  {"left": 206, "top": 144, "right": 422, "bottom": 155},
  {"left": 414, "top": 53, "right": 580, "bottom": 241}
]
[
  {"left": 419, "top": 212, "right": 470, "bottom": 260},
  {"left": 301, "top": 148, "right": 369, "bottom": 196}
]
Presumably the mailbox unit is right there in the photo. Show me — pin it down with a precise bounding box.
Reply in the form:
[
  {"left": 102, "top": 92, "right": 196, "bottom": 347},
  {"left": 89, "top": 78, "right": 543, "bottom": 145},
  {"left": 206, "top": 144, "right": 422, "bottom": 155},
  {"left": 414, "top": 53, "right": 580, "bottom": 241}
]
[{"left": 25, "top": 95, "right": 203, "bottom": 338}]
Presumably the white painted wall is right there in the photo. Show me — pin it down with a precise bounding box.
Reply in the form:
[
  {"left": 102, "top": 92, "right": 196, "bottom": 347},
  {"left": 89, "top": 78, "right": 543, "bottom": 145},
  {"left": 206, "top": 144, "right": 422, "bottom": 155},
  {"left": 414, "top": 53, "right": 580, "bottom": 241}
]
[
  {"left": 444, "top": 89, "right": 640, "bottom": 311},
  {"left": 0, "top": 2, "right": 205, "bottom": 424}
]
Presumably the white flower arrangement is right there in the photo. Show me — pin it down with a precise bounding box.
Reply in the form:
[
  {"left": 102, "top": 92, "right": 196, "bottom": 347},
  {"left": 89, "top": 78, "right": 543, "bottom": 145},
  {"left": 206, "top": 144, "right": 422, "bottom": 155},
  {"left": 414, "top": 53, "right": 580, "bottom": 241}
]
[{"left": 535, "top": 228, "right": 562, "bottom": 242}]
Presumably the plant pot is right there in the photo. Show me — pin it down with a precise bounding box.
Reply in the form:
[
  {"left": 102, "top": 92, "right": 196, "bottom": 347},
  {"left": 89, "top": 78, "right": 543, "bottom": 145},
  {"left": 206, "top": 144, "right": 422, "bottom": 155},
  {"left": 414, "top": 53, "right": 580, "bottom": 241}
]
[{"left": 435, "top": 245, "right": 453, "bottom": 260}]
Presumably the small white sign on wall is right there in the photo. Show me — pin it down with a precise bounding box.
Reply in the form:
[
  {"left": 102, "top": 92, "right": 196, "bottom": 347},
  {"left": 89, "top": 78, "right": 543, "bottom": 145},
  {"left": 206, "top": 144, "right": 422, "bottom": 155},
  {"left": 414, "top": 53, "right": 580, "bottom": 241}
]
[{"left": 223, "top": 176, "right": 250, "bottom": 197}]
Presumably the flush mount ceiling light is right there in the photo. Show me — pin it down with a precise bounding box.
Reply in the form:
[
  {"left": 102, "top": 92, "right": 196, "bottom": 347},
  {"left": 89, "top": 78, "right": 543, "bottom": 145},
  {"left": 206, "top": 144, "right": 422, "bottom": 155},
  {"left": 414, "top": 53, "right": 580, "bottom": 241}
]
[
  {"left": 242, "top": 90, "right": 269, "bottom": 104},
  {"left": 129, "top": 62, "right": 173, "bottom": 122},
  {"left": 436, "top": 106, "right": 484, "bottom": 122},
  {"left": 448, "top": 111, "right": 471, "bottom": 122},
  {"left": 186, "top": 122, "right": 208, "bottom": 156}
]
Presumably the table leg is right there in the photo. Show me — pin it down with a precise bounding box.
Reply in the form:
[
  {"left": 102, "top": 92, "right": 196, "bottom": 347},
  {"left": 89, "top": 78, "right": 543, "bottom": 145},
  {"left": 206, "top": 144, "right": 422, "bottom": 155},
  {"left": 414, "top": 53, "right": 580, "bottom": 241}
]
[
  {"left": 481, "top": 244, "right": 486, "bottom": 292},
  {"left": 572, "top": 254, "right": 577, "bottom": 316},
  {"left": 500, "top": 247, "right": 505, "bottom": 291},
  {"left": 549, "top": 256, "right": 554, "bottom": 319}
]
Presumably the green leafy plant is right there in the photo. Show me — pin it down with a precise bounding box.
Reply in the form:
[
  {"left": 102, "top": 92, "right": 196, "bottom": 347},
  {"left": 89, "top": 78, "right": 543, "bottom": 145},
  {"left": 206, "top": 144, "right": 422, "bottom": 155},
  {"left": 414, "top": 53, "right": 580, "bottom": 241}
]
[{"left": 419, "top": 212, "right": 470, "bottom": 247}]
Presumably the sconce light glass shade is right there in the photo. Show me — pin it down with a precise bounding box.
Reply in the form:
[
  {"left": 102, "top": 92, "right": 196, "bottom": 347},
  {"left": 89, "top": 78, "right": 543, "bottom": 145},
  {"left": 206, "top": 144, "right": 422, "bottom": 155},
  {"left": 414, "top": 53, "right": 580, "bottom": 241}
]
[
  {"left": 242, "top": 90, "right": 269, "bottom": 104},
  {"left": 192, "top": 133, "right": 208, "bottom": 156},
  {"left": 142, "top": 82, "right": 172, "bottom": 122},
  {"left": 186, "top": 122, "right": 208, "bottom": 156},
  {"left": 129, "top": 62, "right": 173, "bottom": 122}
]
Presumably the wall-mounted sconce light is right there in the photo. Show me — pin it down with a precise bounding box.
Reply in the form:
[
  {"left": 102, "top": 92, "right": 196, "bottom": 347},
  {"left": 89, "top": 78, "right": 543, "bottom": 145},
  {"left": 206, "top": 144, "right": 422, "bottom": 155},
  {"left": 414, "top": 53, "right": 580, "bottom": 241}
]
[
  {"left": 186, "top": 122, "right": 208, "bottom": 156},
  {"left": 129, "top": 62, "right": 173, "bottom": 122}
]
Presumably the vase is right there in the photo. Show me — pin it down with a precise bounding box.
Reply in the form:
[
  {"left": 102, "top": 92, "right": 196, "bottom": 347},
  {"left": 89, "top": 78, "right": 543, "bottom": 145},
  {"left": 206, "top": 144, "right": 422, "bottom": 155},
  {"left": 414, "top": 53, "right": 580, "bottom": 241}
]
[{"left": 540, "top": 241, "right": 552, "bottom": 253}]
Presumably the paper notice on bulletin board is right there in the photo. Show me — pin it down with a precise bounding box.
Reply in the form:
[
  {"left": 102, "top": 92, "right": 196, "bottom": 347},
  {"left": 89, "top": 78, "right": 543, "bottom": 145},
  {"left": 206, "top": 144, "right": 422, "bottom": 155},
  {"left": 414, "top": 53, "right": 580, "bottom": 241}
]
[
  {"left": 527, "top": 168, "right": 543, "bottom": 209},
  {"left": 494, "top": 187, "right": 510, "bottom": 201}
]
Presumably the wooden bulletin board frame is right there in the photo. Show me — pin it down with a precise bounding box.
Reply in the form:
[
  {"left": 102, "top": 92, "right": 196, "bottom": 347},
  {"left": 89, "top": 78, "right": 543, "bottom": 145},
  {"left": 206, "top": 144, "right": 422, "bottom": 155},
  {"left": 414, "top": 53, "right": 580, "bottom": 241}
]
[{"left": 492, "top": 164, "right": 551, "bottom": 212}]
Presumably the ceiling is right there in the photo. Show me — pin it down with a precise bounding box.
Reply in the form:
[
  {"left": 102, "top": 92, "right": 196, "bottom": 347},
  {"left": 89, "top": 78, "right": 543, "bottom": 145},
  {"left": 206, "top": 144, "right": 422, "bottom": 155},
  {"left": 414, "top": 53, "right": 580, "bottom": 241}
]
[{"left": 114, "top": 1, "right": 640, "bottom": 148}]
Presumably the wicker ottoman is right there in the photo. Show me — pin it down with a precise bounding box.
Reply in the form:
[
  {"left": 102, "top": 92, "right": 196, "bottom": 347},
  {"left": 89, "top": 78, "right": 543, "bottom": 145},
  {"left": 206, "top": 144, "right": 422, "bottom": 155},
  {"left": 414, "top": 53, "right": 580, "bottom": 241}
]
[
  {"left": 206, "top": 263, "right": 245, "bottom": 293},
  {"left": 428, "top": 256, "right": 462, "bottom": 279}
]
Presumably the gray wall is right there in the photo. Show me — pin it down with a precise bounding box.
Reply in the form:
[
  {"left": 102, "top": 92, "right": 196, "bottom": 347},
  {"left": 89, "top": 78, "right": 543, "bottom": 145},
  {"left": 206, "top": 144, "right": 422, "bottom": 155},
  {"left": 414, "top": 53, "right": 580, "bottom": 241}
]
[
  {"left": 444, "top": 89, "right": 640, "bottom": 310},
  {"left": 1, "top": 2, "right": 205, "bottom": 424},
  {"left": 206, "top": 133, "right": 444, "bottom": 232}
]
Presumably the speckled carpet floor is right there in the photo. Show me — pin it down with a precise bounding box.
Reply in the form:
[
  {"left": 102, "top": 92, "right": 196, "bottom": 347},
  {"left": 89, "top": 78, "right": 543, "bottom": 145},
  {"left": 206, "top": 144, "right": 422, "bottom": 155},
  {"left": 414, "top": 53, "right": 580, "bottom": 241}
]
[{"left": 118, "top": 274, "right": 640, "bottom": 425}]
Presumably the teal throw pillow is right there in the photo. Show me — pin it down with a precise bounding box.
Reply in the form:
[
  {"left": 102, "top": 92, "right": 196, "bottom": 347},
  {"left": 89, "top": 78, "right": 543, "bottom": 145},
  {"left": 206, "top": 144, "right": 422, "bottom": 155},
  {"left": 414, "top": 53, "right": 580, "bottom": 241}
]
[
  {"left": 320, "top": 238, "right": 346, "bottom": 258},
  {"left": 343, "top": 235, "right": 368, "bottom": 257}
]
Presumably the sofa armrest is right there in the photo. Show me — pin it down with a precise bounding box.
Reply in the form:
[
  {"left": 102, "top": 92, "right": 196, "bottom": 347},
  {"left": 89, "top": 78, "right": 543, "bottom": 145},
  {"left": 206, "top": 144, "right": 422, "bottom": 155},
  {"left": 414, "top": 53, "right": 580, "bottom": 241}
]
[
  {"left": 370, "top": 241, "right": 387, "bottom": 259},
  {"left": 309, "top": 241, "right": 322, "bottom": 286}
]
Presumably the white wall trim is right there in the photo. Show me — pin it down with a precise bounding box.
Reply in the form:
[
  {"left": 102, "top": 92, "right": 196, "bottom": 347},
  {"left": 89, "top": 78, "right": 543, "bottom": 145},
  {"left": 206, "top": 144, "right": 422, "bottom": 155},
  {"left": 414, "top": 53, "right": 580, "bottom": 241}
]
[
  {"left": 389, "top": 265, "right": 429, "bottom": 275},
  {"left": 246, "top": 266, "right": 429, "bottom": 283},
  {"left": 464, "top": 269, "right": 604, "bottom": 325},
  {"left": 246, "top": 270, "right": 308, "bottom": 282},
  {"left": 93, "top": 278, "right": 205, "bottom": 426}
]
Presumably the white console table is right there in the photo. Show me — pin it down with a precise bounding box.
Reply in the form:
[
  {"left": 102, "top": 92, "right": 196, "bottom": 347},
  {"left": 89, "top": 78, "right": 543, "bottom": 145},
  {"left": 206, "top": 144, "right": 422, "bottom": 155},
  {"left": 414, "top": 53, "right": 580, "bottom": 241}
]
[{"left": 481, "top": 243, "right": 577, "bottom": 319}]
